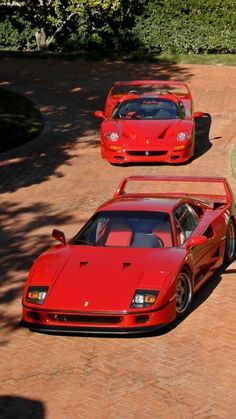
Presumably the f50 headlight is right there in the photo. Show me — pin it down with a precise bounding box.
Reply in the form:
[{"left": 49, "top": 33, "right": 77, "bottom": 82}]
[
  {"left": 131, "top": 289, "right": 159, "bottom": 308},
  {"left": 26, "top": 286, "right": 48, "bottom": 305},
  {"left": 177, "top": 132, "right": 191, "bottom": 141},
  {"left": 105, "top": 132, "right": 119, "bottom": 142}
]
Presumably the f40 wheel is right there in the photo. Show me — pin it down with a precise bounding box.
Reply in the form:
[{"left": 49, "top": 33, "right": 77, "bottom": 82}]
[{"left": 176, "top": 268, "right": 193, "bottom": 317}]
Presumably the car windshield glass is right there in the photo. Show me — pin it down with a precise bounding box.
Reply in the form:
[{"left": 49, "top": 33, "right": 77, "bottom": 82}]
[
  {"left": 72, "top": 211, "right": 173, "bottom": 248},
  {"left": 112, "top": 98, "right": 182, "bottom": 120}
]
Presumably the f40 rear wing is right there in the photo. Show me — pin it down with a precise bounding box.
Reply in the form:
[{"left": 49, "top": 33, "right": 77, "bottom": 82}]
[{"left": 113, "top": 175, "right": 235, "bottom": 205}]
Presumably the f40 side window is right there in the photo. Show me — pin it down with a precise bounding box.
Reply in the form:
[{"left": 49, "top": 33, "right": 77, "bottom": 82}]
[{"left": 174, "top": 203, "right": 199, "bottom": 245}]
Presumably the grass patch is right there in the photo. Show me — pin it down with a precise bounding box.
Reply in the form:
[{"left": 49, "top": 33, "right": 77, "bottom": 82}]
[
  {"left": 166, "top": 53, "right": 236, "bottom": 66},
  {"left": 1, "top": 50, "right": 236, "bottom": 66},
  {"left": 230, "top": 145, "right": 236, "bottom": 179},
  {"left": 122, "top": 52, "right": 236, "bottom": 66},
  {"left": 0, "top": 87, "right": 43, "bottom": 152}
]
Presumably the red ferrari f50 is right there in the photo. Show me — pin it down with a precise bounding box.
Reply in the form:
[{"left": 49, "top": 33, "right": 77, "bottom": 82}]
[
  {"left": 94, "top": 80, "right": 203, "bottom": 165},
  {"left": 21, "top": 176, "right": 235, "bottom": 334}
]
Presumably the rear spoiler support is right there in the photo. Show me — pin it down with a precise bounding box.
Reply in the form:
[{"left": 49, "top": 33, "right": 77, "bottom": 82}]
[{"left": 113, "top": 175, "right": 234, "bottom": 205}]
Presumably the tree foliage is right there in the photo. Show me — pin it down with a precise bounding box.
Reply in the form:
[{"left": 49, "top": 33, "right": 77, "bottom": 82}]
[
  {"left": 0, "top": 0, "right": 235, "bottom": 54},
  {"left": 132, "top": 0, "right": 236, "bottom": 54},
  {"left": 0, "top": 0, "right": 130, "bottom": 50}
]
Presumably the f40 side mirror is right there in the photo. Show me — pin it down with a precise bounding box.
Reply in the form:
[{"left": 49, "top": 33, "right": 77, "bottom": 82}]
[
  {"left": 52, "top": 229, "right": 66, "bottom": 245},
  {"left": 186, "top": 235, "right": 208, "bottom": 250}
]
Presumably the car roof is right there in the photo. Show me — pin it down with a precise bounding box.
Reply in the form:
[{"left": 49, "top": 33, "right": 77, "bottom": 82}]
[{"left": 97, "top": 195, "right": 190, "bottom": 214}]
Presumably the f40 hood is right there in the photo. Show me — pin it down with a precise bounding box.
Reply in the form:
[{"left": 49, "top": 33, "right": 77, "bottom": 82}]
[{"left": 26, "top": 245, "right": 187, "bottom": 311}]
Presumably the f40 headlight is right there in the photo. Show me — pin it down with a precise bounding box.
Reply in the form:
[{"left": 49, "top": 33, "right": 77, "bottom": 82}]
[
  {"left": 131, "top": 289, "right": 159, "bottom": 308},
  {"left": 26, "top": 286, "right": 48, "bottom": 305}
]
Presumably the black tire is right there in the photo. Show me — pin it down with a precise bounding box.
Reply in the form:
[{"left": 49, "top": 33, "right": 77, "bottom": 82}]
[
  {"left": 224, "top": 219, "right": 236, "bottom": 264},
  {"left": 176, "top": 267, "right": 193, "bottom": 317}
]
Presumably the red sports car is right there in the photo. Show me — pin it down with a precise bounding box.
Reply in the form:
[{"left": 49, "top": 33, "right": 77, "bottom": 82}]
[
  {"left": 94, "top": 80, "right": 203, "bottom": 164},
  {"left": 21, "top": 176, "right": 235, "bottom": 334}
]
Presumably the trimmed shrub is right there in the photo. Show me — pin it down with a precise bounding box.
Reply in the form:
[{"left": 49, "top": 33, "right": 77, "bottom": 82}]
[{"left": 132, "top": 0, "right": 236, "bottom": 54}]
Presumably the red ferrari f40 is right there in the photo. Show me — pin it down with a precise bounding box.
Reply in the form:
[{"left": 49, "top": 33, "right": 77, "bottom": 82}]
[{"left": 21, "top": 176, "right": 235, "bottom": 334}]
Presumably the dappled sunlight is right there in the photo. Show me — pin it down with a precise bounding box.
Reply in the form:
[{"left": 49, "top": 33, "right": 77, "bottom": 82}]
[
  {"left": 87, "top": 96, "right": 100, "bottom": 101},
  {"left": 24, "top": 90, "right": 34, "bottom": 96},
  {"left": 0, "top": 311, "right": 21, "bottom": 344},
  {"left": 40, "top": 105, "right": 58, "bottom": 114},
  {"left": 0, "top": 198, "right": 92, "bottom": 339},
  {"left": 70, "top": 87, "right": 82, "bottom": 93},
  {"left": 0, "top": 200, "right": 74, "bottom": 290},
  {"left": 0, "top": 215, "right": 95, "bottom": 340},
  {"left": 0, "top": 81, "right": 11, "bottom": 86},
  {"left": 53, "top": 123, "right": 74, "bottom": 133},
  {"left": 0, "top": 143, "right": 77, "bottom": 192}
]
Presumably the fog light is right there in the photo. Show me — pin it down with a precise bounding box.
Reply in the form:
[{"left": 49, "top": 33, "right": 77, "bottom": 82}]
[
  {"left": 108, "top": 145, "right": 122, "bottom": 151},
  {"left": 173, "top": 145, "right": 186, "bottom": 151}
]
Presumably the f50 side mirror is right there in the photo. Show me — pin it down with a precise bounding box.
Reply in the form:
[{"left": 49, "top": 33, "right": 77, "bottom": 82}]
[
  {"left": 193, "top": 111, "right": 204, "bottom": 119},
  {"left": 94, "top": 110, "right": 106, "bottom": 119}
]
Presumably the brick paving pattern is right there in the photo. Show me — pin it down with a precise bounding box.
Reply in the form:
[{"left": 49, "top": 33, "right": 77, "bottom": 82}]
[{"left": 0, "top": 59, "right": 236, "bottom": 419}]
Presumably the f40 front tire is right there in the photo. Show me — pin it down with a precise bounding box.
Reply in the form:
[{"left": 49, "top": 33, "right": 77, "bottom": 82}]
[{"left": 176, "top": 267, "right": 193, "bottom": 317}]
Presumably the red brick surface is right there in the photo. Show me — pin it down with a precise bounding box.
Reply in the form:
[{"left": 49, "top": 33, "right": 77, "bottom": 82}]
[{"left": 0, "top": 59, "right": 236, "bottom": 419}]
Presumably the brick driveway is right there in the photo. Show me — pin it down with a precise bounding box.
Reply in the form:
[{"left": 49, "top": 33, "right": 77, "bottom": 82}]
[{"left": 0, "top": 59, "right": 236, "bottom": 419}]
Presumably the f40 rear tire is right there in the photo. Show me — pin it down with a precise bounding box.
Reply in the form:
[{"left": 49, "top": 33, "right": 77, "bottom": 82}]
[{"left": 224, "top": 219, "right": 236, "bottom": 264}]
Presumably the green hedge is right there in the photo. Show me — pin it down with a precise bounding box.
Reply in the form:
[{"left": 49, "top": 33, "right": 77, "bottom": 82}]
[
  {"left": 0, "top": 6, "right": 35, "bottom": 50},
  {"left": 132, "top": 0, "right": 236, "bottom": 54},
  {"left": 0, "top": 0, "right": 235, "bottom": 54}
]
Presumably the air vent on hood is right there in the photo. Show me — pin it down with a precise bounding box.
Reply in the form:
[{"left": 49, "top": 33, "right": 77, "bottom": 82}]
[
  {"left": 123, "top": 262, "right": 132, "bottom": 270},
  {"left": 158, "top": 126, "right": 169, "bottom": 139},
  {"left": 79, "top": 261, "right": 88, "bottom": 269}
]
